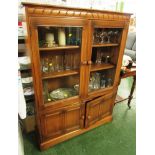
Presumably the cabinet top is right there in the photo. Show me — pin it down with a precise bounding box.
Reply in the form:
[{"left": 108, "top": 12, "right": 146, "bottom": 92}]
[{"left": 22, "top": 2, "right": 132, "bottom": 21}]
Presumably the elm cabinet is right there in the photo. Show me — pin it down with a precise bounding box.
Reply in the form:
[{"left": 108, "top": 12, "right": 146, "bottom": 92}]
[{"left": 23, "top": 2, "right": 131, "bottom": 150}]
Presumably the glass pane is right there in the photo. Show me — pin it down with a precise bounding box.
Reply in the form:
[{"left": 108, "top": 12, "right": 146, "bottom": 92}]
[
  {"left": 38, "top": 27, "right": 82, "bottom": 47},
  {"left": 43, "top": 75, "right": 80, "bottom": 103},
  {"left": 88, "top": 27, "right": 123, "bottom": 93},
  {"left": 89, "top": 69, "right": 115, "bottom": 92},
  {"left": 93, "top": 28, "right": 122, "bottom": 44},
  {"left": 37, "top": 26, "right": 82, "bottom": 104}
]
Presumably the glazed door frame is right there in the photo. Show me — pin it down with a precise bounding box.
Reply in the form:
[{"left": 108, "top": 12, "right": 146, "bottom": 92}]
[
  {"left": 84, "top": 20, "right": 129, "bottom": 98},
  {"left": 28, "top": 16, "right": 89, "bottom": 110}
]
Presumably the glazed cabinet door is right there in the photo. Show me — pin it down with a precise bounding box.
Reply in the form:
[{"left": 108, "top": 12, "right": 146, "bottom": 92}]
[
  {"left": 85, "top": 92, "right": 116, "bottom": 127},
  {"left": 29, "top": 17, "right": 88, "bottom": 109},
  {"left": 41, "top": 103, "right": 84, "bottom": 140},
  {"left": 86, "top": 20, "right": 127, "bottom": 98}
]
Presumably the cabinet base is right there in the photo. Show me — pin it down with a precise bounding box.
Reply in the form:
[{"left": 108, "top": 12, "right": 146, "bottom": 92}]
[{"left": 40, "top": 115, "right": 113, "bottom": 150}]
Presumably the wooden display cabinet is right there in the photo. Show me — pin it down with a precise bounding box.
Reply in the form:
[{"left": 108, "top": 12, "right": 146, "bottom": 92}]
[{"left": 23, "top": 2, "right": 132, "bottom": 150}]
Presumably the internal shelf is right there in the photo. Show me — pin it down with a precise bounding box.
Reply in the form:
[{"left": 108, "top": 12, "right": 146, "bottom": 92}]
[
  {"left": 19, "top": 67, "right": 31, "bottom": 72},
  {"left": 42, "top": 69, "right": 79, "bottom": 80},
  {"left": 25, "top": 95, "right": 34, "bottom": 102},
  {"left": 90, "top": 63, "right": 115, "bottom": 72},
  {"left": 88, "top": 86, "right": 113, "bottom": 96},
  {"left": 92, "top": 43, "right": 119, "bottom": 47},
  {"left": 39, "top": 45, "right": 80, "bottom": 51}
]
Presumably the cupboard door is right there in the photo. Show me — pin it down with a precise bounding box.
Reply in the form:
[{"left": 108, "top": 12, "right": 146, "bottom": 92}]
[
  {"left": 41, "top": 103, "right": 84, "bottom": 139},
  {"left": 65, "top": 104, "right": 85, "bottom": 133},
  {"left": 85, "top": 92, "right": 115, "bottom": 127},
  {"left": 42, "top": 110, "right": 64, "bottom": 139}
]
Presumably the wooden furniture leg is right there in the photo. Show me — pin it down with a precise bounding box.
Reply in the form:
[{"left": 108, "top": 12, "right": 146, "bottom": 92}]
[{"left": 128, "top": 76, "right": 136, "bottom": 109}]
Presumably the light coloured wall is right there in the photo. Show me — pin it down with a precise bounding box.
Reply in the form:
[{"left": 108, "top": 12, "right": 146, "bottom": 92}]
[
  {"left": 18, "top": 123, "right": 24, "bottom": 155},
  {"left": 19, "top": 0, "right": 136, "bottom": 14},
  {"left": 19, "top": 0, "right": 117, "bottom": 12}
]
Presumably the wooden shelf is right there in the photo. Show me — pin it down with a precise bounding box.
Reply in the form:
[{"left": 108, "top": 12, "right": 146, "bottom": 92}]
[
  {"left": 90, "top": 63, "right": 115, "bottom": 72},
  {"left": 19, "top": 67, "right": 31, "bottom": 72},
  {"left": 40, "top": 45, "right": 80, "bottom": 51},
  {"left": 18, "top": 36, "right": 25, "bottom": 40},
  {"left": 25, "top": 95, "right": 34, "bottom": 102},
  {"left": 42, "top": 69, "right": 79, "bottom": 80},
  {"left": 18, "top": 44, "right": 26, "bottom": 53},
  {"left": 92, "top": 43, "right": 119, "bottom": 47}
]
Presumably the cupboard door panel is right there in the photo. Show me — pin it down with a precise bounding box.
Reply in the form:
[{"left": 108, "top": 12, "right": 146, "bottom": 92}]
[
  {"left": 99, "top": 97, "right": 111, "bottom": 119},
  {"left": 41, "top": 103, "right": 84, "bottom": 139},
  {"left": 65, "top": 104, "right": 84, "bottom": 133},
  {"left": 43, "top": 111, "right": 64, "bottom": 138},
  {"left": 86, "top": 102, "right": 100, "bottom": 126},
  {"left": 86, "top": 92, "right": 114, "bottom": 127}
]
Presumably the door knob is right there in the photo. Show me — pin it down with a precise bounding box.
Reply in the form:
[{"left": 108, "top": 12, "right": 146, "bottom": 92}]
[
  {"left": 87, "top": 115, "right": 91, "bottom": 119},
  {"left": 81, "top": 115, "right": 85, "bottom": 120},
  {"left": 81, "top": 61, "right": 87, "bottom": 65},
  {"left": 88, "top": 61, "right": 92, "bottom": 65}
]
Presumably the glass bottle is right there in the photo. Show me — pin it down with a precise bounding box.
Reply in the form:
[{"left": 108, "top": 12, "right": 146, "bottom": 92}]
[
  {"left": 100, "top": 74, "right": 106, "bottom": 88},
  {"left": 54, "top": 55, "right": 59, "bottom": 71},
  {"left": 105, "top": 56, "right": 111, "bottom": 64},
  {"left": 93, "top": 73, "right": 101, "bottom": 89},
  {"left": 43, "top": 81, "right": 51, "bottom": 103},
  {"left": 72, "top": 53, "right": 80, "bottom": 69},
  {"left": 64, "top": 53, "right": 72, "bottom": 70},
  {"left": 89, "top": 76, "right": 94, "bottom": 91},
  {"left": 114, "top": 30, "right": 119, "bottom": 43},
  {"left": 66, "top": 27, "right": 73, "bottom": 45},
  {"left": 107, "top": 31, "right": 114, "bottom": 43},
  {"left": 96, "top": 50, "right": 102, "bottom": 64},
  {"left": 106, "top": 78, "right": 112, "bottom": 87},
  {"left": 48, "top": 57, "right": 55, "bottom": 72},
  {"left": 58, "top": 55, "right": 64, "bottom": 71},
  {"left": 42, "top": 58, "right": 49, "bottom": 73}
]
